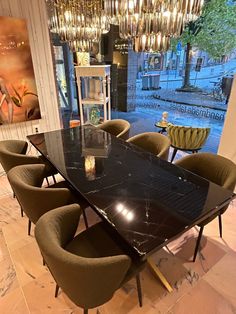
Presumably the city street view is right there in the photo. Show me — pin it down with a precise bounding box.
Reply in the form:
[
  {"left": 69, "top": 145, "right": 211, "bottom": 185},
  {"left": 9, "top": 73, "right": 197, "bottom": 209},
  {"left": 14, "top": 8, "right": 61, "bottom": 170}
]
[{"left": 115, "top": 58, "right": 236, "bottom": 153}]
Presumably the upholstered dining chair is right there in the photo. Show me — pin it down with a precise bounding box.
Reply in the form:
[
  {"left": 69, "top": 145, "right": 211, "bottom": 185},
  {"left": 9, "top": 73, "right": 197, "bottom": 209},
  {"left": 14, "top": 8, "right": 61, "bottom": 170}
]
[
  {"left": 7, "top": 164, "right": 89, "bottom": 235},
  {"left": 97, "top": 119, "right": 130, "bottom": 140},
  {"left": 175, "top": 153, "right": 236, "bottom": 262},
  {"left": 35, "top": 203, "right": 146, "bottom": 313},
  {"left": 127, "top": 132, "right": 170, "bottom": 161},
  {"left": 167, "top": 125, "right": 210, "bottom": 162},
  {"left": 0, "top": 139, "right": 57, "bottom": 209},
  {"left": 0, "top": 139, "right": 57, "bottom": 217},
  {"left": 0, "top": 139, "right": 56, "bottom": 178}
]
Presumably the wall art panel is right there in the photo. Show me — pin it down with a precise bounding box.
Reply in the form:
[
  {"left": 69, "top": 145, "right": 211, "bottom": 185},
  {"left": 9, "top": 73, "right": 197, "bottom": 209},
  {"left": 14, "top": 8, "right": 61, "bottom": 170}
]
[{"left": 0, "top": 16, "right": 41, "bottom": 124}]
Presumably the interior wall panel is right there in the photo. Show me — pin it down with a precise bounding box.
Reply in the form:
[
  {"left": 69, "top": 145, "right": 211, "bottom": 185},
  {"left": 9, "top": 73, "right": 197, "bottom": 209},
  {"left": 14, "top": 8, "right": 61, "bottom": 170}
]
[{"left": 218, "top": 75, "right": 236, "bottom": 163}]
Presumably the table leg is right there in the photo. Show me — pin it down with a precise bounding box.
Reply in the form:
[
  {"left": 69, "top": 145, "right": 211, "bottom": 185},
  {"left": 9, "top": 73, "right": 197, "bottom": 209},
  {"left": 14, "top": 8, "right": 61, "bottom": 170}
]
[
  {"left": 147, "top": 257, "right": 173, "bottom": 292},
  {"left": 157, "top": 127, "right": 167, "bottom": 134}
]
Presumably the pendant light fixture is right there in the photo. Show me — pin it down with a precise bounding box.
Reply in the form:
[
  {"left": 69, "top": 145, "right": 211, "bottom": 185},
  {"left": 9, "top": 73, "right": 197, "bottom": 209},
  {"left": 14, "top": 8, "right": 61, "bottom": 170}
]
[
  {"left": 46, "top": 0, "right": 110, "bottom": 52},
  {"left": 46, "top": 0, "right": 204, "bottom": 53},
  {"left": 104, "top": 0, "right": 204, "bottom": 52}
]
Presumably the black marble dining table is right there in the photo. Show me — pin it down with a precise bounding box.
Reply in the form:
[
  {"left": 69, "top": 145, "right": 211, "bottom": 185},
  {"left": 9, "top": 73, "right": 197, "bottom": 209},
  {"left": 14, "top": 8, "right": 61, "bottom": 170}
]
[{"left": 28, "top": 125, "right": 234, "bottom": 259}]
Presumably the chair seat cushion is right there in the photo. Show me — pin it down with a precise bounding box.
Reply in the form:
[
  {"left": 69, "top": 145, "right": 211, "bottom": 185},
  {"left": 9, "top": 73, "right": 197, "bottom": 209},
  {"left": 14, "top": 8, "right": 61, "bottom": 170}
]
[
  {"left": 66, "top": 222, "right": 126, "bottom": 258},
  {"left": 66, "top": 222, "right": 146, "bottom": 285}
]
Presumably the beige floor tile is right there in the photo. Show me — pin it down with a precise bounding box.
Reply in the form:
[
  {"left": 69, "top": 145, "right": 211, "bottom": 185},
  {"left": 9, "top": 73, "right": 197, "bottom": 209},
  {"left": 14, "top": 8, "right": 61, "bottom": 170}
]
[
  {"left": 204, "top": 252, "right": 236, "bottom": 308},
  {"left": 142, "top": 252, "right": 200, "bottom": 313},
  {"left": 0, "top": 254, "right": 18, "bottom": 298},
  {"left": 170, "top": 228, "right": 227, "bottom": 276},
  {"left": 2, "top": 217, "right": 35, "bottom": 252},
  {"left": 168, "top": 279, "right": 236, "bottom": 314},
  {"left": 150, "top": 249, "right": 191, "bottom": 287},
  {"left": 22, "top": 272, "right": 76, "bottom": 313},
  {"left": 100, "top": 293, "right": 160, "bottom": 314},
  {"left": 0, "top": 175, "right": 12, "bottom": 197},
  {"left": 0, "top": 230, "right": 9, "bottom": 263},
  {"left": 0, "top": 195, "right": 21, "bottom": 228},
  {"left": 204, "top": 203, "right": 236, "bottom": 253},
  {"left": 10, "top": 241, "right": 48, "bottom": 287},
  {"left": 0, "top": 287, "right": 29, "bottom": 314}
]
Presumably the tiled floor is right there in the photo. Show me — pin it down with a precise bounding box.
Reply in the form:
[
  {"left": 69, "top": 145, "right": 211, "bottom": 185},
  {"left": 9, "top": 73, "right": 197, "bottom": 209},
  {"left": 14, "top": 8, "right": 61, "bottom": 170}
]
[{"left": 0, "top": 174, "right": 236, "bottom": 313}]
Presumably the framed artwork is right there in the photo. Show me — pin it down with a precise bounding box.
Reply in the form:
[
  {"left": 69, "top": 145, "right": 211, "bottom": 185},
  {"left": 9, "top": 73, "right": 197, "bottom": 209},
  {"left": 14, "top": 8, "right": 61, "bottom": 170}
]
[
  {"left": 148, "top": 53, "right": 163, "bottom": 71},
  {"left": 0, "top": 16, "right": 41, "bottom": 125},
  {"left": 76, "top": 52, "right": 90, "bottom": 66}
]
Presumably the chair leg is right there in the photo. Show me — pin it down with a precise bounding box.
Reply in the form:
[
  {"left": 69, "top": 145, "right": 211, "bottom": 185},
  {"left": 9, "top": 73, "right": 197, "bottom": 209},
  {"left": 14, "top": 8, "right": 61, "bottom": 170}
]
[
  {"left": 20, "top": 206, "right": 24, "bottom": 217},
  {"left": 193, "top": 226, "right": 204, "bottom": 262},
  {"left": 218, "top": 215, "right": 223, "bottom": 238},
  {"left": 28, "top": 219, "right": 32, "bottom": 236},
  {"left": 170, "top": 148, "right": 178, "bottom": 163},
  {"left": 42, "top": 258, "right": 46, "bottom": 266},
  {"left": 82, "top": 209, "right": 89, "bottom": 229},
  {"left": 84, "top": 309, "right": 88, "bottom": 314},
  {"left": 55, "top": 284, "right": 60, "bottom": 298},
  {"left": 52, "top": 175, "right": 57, "bottom": 184},
  {"left": 135, "top": 274, "right": 143, "bottom": 307},
  {"left": 45, "top": 177, "right": 50, "bottom": 186}
]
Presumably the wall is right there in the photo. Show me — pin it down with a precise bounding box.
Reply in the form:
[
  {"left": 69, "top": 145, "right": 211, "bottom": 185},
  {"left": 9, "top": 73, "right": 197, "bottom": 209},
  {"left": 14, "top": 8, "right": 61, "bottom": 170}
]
[
  {"left": 218, "top": 75, "right": 236, "bottom": 163},
  {"left": 0, "top": 0, "right": 61, "bottom": 141}
]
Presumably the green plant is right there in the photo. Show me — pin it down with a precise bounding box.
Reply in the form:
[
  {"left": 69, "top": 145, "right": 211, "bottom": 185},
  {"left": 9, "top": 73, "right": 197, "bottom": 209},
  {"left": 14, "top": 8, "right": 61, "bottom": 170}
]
[
  {"left": 172, "top": 0, "right": 236, "bottom": 90},
  {"left": 11, "top": 85, "right": 37, "bottom": 107},
  {"left": 0, "top": 77, "right": 38, "bottom": 124}
]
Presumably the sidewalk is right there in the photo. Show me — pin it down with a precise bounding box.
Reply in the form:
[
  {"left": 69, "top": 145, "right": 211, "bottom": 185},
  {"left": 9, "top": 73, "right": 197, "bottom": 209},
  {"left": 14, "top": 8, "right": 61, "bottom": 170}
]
[
  {"left": 153, "top": 89, "right": 227, "bottom": 111},
  {"left": 146, "top": 59, "right": 236, "bottom": 83}
]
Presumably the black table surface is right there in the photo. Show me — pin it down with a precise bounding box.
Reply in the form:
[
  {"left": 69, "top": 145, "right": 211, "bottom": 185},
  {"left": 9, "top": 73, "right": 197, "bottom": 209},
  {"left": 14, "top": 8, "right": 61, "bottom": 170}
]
[{"left": 28, "top": 125, "right": 234, "bottom": 258}]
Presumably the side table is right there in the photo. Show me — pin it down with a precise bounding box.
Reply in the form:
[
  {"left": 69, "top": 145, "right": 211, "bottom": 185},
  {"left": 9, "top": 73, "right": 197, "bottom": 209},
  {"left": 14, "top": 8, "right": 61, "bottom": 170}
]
[{"left": 155, "top": 122, "right": 171, "bottom": 134}]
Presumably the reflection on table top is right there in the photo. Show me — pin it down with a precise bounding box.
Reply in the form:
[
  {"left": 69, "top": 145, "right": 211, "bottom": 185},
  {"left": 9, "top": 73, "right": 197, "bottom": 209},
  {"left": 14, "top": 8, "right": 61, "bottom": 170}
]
[{"left": 28, "top": 125, "right": 234, "bottom": 258}]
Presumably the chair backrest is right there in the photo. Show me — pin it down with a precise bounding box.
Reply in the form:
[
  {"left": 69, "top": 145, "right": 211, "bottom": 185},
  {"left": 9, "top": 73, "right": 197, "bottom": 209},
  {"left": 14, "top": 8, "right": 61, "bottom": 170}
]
[
  {"left": 7, "top": 164, "right": 72, "bottom": 224},
  {"left": 167, "top": 125, "right": 210, "bottom": 150},
  {"left": 97, "top": 119, "right": 130, "bottom": 140},
  {"left": 175, "top": 153, "right": 236, "bottom": 212},
  {"left": 0, "top": 139, "right": 40, "bottom": 173},
  {"left": 35, "top": 204, "right": 131, "bottom": 310},
  {"left": 175, "top": 153, "right": 236, "bottom": 190},
  {"left": 127, "top": 132, "right": 170, "bottom": 160}
]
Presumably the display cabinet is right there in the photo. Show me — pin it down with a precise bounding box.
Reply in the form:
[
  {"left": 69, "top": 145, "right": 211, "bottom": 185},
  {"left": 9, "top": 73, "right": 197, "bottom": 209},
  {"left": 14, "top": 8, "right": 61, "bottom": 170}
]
[{"left": 75, "top": 65, "right": 111, "bottom": 125}]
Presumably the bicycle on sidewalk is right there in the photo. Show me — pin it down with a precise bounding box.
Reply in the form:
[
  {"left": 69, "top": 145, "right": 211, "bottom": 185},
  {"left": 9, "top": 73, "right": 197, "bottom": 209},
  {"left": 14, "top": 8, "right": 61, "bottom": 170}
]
[{"left": 209, "top": 78, "right": 225, "bottom": 102}]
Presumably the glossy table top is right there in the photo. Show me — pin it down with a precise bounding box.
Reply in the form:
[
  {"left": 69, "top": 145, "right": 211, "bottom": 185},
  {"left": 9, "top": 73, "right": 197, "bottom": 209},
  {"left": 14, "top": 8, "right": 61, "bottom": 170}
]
[{"left": 28, "top": 126, "right": 234, "bottom": 257}]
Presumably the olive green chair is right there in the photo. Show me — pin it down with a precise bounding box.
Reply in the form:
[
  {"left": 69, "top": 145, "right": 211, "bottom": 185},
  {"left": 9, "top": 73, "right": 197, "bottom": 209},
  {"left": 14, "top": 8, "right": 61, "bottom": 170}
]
[
  {"left": 167, "top": 125, "right": 210, "bottom": 162},
  {"left": 7, "top": 164, "right": 89, "bottom": 235},
  {"left": 175, "top": 153, "right": 236, "bottom": 261},
  {"left": 0, "top": 139, "right": 57, "bottom": 217},
  {"left": 97, "top": 119, "right": 130, "bottom": 140},
  {"left": 35, "top": 204, "right": 145, "bottom": 314},
  {"left": 127, "top": 132, "right": 170, "bottom": 161},
  {"left": 0, "top": 139, "right": 56, "bottom": 177}
]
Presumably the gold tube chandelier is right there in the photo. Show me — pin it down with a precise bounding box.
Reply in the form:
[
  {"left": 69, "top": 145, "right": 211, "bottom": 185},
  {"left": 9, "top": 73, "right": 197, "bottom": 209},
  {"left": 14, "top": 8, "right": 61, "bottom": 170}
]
[
  {"left": 46, "top": 1, "right": 204, "bottom": 53},
  {"left": 104, "top": 0, "right": 205, "bottom": 52},
  {"left": 46, "top": 0, "right": 110, "bottom": 52}
]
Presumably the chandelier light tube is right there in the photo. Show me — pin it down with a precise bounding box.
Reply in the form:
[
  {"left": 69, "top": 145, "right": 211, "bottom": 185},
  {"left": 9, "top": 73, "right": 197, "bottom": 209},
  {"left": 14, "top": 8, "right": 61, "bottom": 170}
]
[
  {"left": 46, "top": 0, "right": 204, "bottom": 53},
  {"left": 104, "top": 0, "right": 204, "bottom": 52},
  {"left": 46, "top": 0, "right": 110, "bottom": 52}
]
